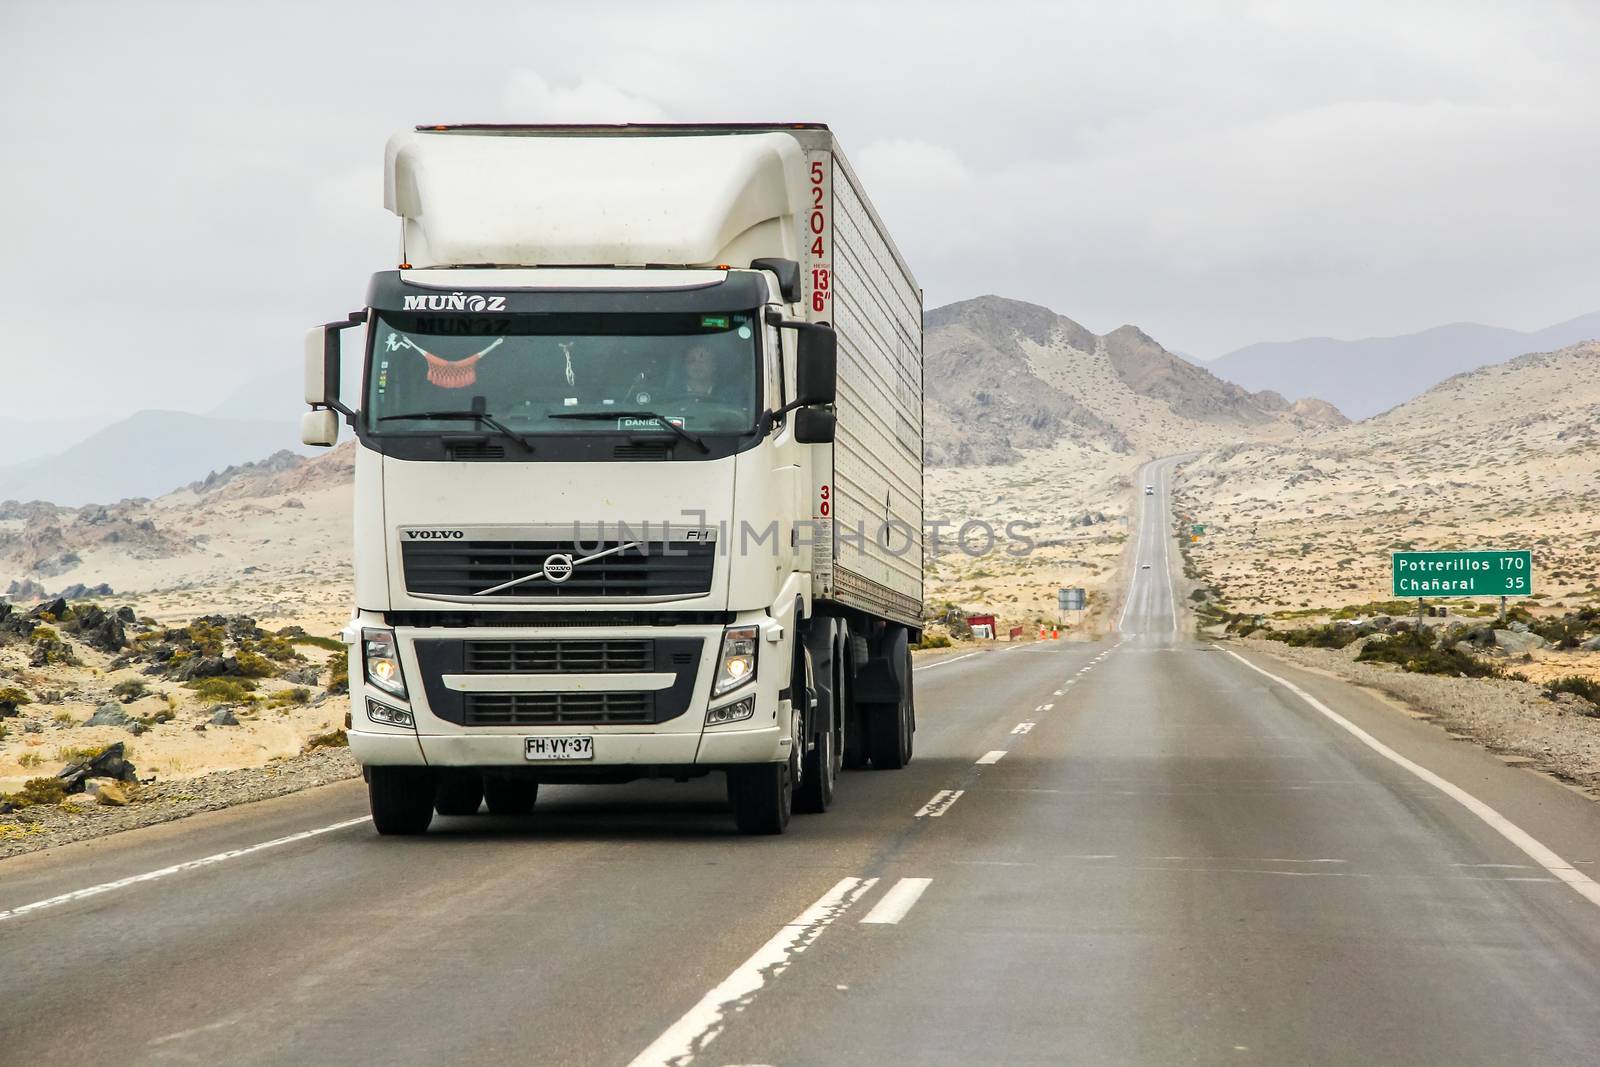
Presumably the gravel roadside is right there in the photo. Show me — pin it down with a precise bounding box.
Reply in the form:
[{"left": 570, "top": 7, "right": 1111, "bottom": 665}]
[
  {"left": 0, "top": 747, "right": 359, "bottom": 861},
  {"left": 1232, "top": 633, "right": 1600, "bottom": 794}
]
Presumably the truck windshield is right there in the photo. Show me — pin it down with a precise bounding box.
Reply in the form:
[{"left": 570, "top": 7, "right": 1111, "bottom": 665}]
[{"left": 366, "top": 310, "right": 761, "bottom": 434}]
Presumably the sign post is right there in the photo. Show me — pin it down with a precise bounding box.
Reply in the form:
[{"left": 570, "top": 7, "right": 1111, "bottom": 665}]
[{"left": 1390, "top": 550, "right": 1533, "bottom": 621}]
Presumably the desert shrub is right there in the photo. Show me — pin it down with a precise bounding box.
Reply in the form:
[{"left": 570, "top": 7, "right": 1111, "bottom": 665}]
[
  {"left": 53, "top": 744, "right": 106, "bottom": 764},
  {"left": 1356, "top": 629, "right": 1503, "bottom": 679},
  {"left": 305, "top": 729, "right": 348, "bottom": 750},
  {"left": 184, "top": 677, "right": 259, "bottom": 704},
  {"left": 52, "top": 711, "right": 75, "bottom": 726},
  {"left": 0, "top": 686, "right": 32, "bottom": 709},
  {"left": 292, "top": 634, "right": 346, "bottom": 653},
  {"left": 1545, "top": 676, "right": 1600, "bottom": 711},
  {"left": 253, "top": 633, "right": 302, "bottom": 662},
  {"left": 1528, "top": 616, "right": 1591, "bottom": 649},
  {"left": 135, "top": 709, "right": 176, "bottom": 726},
  {"left": 29, "top": 626, "right": 79, "bottom": 666},
  {"left": 233, "top": 650, "right": 276, "bottom": 678},
  {"left": 0, "top": 724, "right": 7, "bottom": 741},
  {"left": 1268, "top": 624, "right": 1362, "bottom": 650},
  {"left": 2, "top": 777, "right": 67, "bottom": 808},
  {"left": 266, "top": 687, "right": 311, "bottom": 708},
  {"left": 18, "top": 752, "right": 42, "bottom": 767},
  {"left": 111, "top": 679, "right": 149, "bottom": 703},
  {"left": 188, "top": 620, "right": 226, "bottom": 657},
  {"left": 914, "top": 633, "right": 952, "bottom": 649},
  {"left": 326, "top": 652, "right": 349, "bottom": 695}
]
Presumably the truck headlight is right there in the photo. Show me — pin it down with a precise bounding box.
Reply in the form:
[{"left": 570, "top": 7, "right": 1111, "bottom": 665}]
[
  {"left": 362, "top": 627, "right": 408, "bottom": 699},
  {"left": 712, "top": 624, "right": 759, "bottom": 697}
]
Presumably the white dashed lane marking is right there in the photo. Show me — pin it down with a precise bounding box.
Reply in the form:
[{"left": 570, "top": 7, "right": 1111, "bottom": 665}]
[
  {"left": 976, "top": 751, "right": 1008, "bottom": 765},
  {"left": 860, "top": 878, "right": 933, "bottom": 925},
  {"left": 914, "top": 790, "right": 965, "bottom": 817},
  {"left": 1012, "top": 722, "right": 1036, "bottom": 735}
]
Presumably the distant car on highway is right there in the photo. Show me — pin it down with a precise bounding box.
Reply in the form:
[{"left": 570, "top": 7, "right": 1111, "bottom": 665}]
[
  {"left": 1141, "top": 564, "right": 1151, "bottom": 569},
  {"left": 1144, "top": 485, "right": 1154, "bottom": 494}
]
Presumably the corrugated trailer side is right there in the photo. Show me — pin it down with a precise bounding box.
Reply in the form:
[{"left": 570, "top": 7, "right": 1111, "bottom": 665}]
[{"left": 799, "top": 136, "right": 924, "bottom": 629}]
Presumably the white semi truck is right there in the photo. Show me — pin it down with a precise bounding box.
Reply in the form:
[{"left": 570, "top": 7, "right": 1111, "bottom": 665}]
[{"left": 303, "top": 124, "right": 924, "bottom": 835}]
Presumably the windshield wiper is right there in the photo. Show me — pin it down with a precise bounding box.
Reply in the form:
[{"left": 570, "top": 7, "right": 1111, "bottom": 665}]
[
  {"left": 374, "top": 410, "right": 533, "bottom": 452},
  {"left": 548, "top": 410, "right": 709, "bottom": 453}
]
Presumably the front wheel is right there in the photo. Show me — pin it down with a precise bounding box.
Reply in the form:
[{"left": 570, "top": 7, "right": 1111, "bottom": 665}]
[
  {"left": 368, "top": 767, "right": 434, "bottom": 835},
  {"left": 728, "top": 757, "right": 793, "bottom": 835}
]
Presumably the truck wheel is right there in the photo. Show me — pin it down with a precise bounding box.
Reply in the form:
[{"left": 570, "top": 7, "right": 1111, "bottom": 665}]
[
  {"left": 434, "top": 771, "right": 483, "bottom": 816},
  {"left": 483, "top": 776, "right": 539, "bottom": 815},
  {"left": 728, "top": 732, "right": 795, "bottom": 835},
  {"left": 795, "top": 713, "right": 836, "bottom": 813},
  {"left": 796, "top": 647, "right": 836, "bottom": 814},
  {"left": 841, "top": 629, "right": 869, "bottom": 769},
  {"left": 869, "top": 632, "right": 914, "bottom": 770},
  {"left": 368, "top": 767, "right": 434, "bottom": 835}
]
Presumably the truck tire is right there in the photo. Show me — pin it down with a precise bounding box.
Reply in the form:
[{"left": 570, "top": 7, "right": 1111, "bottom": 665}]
[
  {"left": 841, "top": 628, "right": 870, "bottom": 769},
  {"left": 434, "top": 771, "right": 483, "bottom": 816},
  {"left": 867, "top": 630, "right": 915, "bottom": 769},
  {"left": 483, "top": 776, "right": 539, "bottom": 815},
  {"left": 728, "top": 762, "right": 792, "bottom": 834},
  {"left": 795, "top": 646, "right": 836, "bottom": 814},
  {"left": 368, "top": 767, "right": 434, "bottom": 835}
]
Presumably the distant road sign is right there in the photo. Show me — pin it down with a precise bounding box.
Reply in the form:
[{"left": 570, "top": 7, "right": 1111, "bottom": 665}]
[
  {"left": 1391, "top": 550, "right": 1533, "bottom": 597},
  {"left": 1058, "top": 587, "right": 1086, "bottom": 612},
  {"left": 1192, "top": 524, "right": 1205, "bottom": 536}
]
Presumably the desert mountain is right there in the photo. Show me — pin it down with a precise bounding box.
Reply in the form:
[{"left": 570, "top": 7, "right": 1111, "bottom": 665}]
[
  {"left": 1208, "top": 310, "right": 1600, "bottom": 421},
  {"left": 0, "top": 410, "right": 314, "bottom": 508},
  {"left": 1176, "top": 341, "right": 1600, "bottom": 612},
  {"left": 924, "top": 295, "right": 1346, "bottom": 467}
]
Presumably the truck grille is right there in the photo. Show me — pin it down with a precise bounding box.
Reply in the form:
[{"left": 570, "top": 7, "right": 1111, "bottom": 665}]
[
  {"left": 465, "top": 639, "right": 652, "bottom": 673},
  {"left": 401, "top": 540, "right": 715, "bottom": 599},
  {"left": 463, "top": 692, "right": 653, "bottom": 726}
]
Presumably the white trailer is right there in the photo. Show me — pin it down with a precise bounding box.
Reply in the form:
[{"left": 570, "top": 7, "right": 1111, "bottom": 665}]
[{"left": 303, "top": 124, "right": 923, "bottom": 835}]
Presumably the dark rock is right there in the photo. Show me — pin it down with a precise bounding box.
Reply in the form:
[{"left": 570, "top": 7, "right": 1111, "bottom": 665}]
[
  {"left": 127, "top": 721, "right": 147, "bottom": 736},
  {"left": 64, "top": 604, "right": 127, "bottom": 652},
  {"left": 58, "top": 582, "right": 114, "bottom": 601},
  {"left": 1582, "top": 635, "right": 1600, "bottom": 652},
  {"left": 86, "top": 703, "right": 133, "bottom": 727},
  {"left": 171, "top": 655, "right": 235, "bottom": 681},
  {"left": 209, "top": 706, "right": 241, "bottom": 727},
  {"left": 31, "top": 597, "right": 68, "bottom": 620},
  {"left": 116, "top": 606, "right": 136, "bottom": 623},
  {"left": 55, "top": 741, "right": 138, "bottom": 793},
  {"left": 285, "top": 667, "right": 321, "bottom": 687}
]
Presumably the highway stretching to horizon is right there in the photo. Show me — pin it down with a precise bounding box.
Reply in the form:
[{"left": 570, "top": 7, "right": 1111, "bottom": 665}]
[{"left": 5, "top": 460, "right": 1600, "bottom": 1064}]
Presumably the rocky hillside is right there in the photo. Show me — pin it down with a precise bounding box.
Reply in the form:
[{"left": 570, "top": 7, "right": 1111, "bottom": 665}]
[
  {"left": 925, "top": 295, "right": 1345, "bottom": 467},
  {"left": 1175, "top": 342, "right": 1600, "bottom": 613},
  {"left": 0, "top": 445, "right": 354, "bottom": 609}
]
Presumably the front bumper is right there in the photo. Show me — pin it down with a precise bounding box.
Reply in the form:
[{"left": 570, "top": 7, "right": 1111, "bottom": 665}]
[{"left": 345, "top": 615, "right": 787, "bottom": 769}]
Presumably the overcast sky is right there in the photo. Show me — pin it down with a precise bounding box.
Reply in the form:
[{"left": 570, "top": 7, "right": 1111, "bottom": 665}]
[{"left": 5, "top": 0, "right": 1598, "bottom": 418}]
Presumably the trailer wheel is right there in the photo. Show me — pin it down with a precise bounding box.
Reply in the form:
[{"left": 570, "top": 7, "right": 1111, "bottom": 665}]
[
  {"left": 842, "top": 628, "right": 870, "bottom": 770},
  {"left": 368, "top": 767, "right": 434, "bottom": 835},
  {"left": 434, "top": 771, "right": 483, "bottom": 816},
  {"left": 869, "top": 629, "right": 914, "bottom": 770},
  {"left": 483, "top": 776, "right": 539, "bottom": 815}
]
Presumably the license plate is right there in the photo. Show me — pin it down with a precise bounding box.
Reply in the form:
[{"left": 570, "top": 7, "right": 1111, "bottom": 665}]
[{"left": 525, "top": 736, "right": 594, "bottom": 761}]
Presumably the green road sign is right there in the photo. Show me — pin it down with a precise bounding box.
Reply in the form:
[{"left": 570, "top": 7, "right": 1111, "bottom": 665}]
[
  {"left": 1192, "top": 524, "right": 1205, "bottom": 536},
  {"left": 1391, "top": 550, "right": 1533, "bottom": 597}
]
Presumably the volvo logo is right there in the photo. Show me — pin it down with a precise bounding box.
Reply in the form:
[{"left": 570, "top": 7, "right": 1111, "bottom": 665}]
[
  {"left": 541, "top": 553, "right": 575, "bottom": 584},
  {"left": 405, "top": 529, "right": 465, "bottom": 540}
]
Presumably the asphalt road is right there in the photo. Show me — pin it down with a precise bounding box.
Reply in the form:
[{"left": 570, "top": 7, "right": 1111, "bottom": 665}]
[{"left": 6, "top": 460, "right": 1600, "bottom": 1065}]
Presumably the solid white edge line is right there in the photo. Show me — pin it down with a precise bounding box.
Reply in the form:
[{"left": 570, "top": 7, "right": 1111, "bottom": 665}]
[
  {"left": 1222, "top": 648, "right": 1600, "bottom": 909},
  {"left": 914, "top": 789, "right": 964, "bottom": 817},
  {"left": 627, "top": 876, "right": 877, "bottom": 1067},
  {"left": 913, "top": 651, "right": 980, "bottom": 672},
  {"left": 860, "top": 877, "right": 933, "bottom": 925},
  {"left": 0, "top": 816, "right": 373, "bottom": 924},
  {"left": 976, "top": 750, "right": 1008, "bottom": 765}
]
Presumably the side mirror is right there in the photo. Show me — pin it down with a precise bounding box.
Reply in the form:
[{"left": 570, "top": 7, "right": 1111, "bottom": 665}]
[
  {"left": 795, "top": 326, "right": 837, "bottom": 407},
  {"left": 305, "top": 325, "right": 335, "bottom": 406},
  {"left": 301, "top": 408, "right": 340, "bottom": 447},
  {"left": 794, "top": 407, "right": 835, "bottom": 444},
  {"left": 750, "top": 257, "right": 801, "bottom": 304}
]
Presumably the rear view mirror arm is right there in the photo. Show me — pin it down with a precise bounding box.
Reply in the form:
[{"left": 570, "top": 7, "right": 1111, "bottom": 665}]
[{"left": 315, "top": 311, "right": 368, "bottom": 423}]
